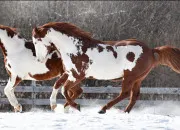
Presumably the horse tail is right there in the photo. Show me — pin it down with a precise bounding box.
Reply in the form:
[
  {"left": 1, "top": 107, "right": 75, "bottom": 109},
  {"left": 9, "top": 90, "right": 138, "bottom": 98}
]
[{"left": 153, "top": 46, "right": 180, "bottom": 73}]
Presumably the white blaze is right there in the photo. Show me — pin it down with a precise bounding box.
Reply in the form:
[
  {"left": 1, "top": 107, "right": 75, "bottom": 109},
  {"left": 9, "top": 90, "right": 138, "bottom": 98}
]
[{"left": 32, "top": 37, "right": 50, "bottom": 62}]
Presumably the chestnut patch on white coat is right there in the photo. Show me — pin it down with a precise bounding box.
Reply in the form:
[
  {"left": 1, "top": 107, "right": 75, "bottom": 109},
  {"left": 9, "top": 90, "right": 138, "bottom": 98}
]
[
  {"left": 106, "top": 46, "right": 117, "bottom": 58},
  {"left": 24, "top": 41, "right": 36, "bottom": 56},
  {"left": 70, "top": 53, "right": 89, "bottom": 72},
  {"left": 126, "top": 52, "right": 135, "bottom": 62}
]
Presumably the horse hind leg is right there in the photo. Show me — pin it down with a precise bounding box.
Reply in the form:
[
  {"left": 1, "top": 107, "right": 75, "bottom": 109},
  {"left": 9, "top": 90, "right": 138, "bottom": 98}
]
[
  {"left": 63, "top": 85, "right": 83, "bottom": 112},
  {"left": 63, "top": 78, "right": 84, "bottom": 111},
  {"left": 50, "top": 85, "right": 83, "bottom": 111},
  {"left": 4, "top": 76, "right": 22, "bottom": 112},
  {"left": 124, "top": 80, "right": 141, "bottom": 113},
  {"left": 123, "top": 66, "right": 151, "bottom": 113},
  {"left": 98, "top": 79, "right": 134, "bottom": 114}
]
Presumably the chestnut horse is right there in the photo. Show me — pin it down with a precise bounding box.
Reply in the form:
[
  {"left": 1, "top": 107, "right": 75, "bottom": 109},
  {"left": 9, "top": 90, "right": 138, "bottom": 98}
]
[
  {"left": 0, "top": 25, "right": 83, "bottom": 112},
  {"left": 32, "top": 22, "right": 180, "bottom": 114}
]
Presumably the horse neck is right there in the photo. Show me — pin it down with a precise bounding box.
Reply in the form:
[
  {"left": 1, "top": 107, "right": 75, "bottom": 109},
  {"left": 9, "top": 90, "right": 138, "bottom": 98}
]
[
  {"left": 0, "top": 29, "right": 26, "bottom": 56},
  {"left": 48, "top": 29, "right": 102, "bottom": 53},
  {"left": 0, "top": 41, "right": 7, "bottom": 57}
]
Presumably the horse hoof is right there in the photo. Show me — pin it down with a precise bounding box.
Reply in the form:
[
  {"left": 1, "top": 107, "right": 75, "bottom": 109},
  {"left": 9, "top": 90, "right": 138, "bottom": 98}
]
[
  {"left": 124, "top": 110, "right": 130, "bottom": 114},
  {"left": 76, "top": 104, "right": 81, "bottom": 111},
  {"left": 98, "top": 110, "right": 106, "bottom": 114},
  {"left": 14, "top": 104, "right": 22, "bottom": 113},
  {"left": 51, "top": 105, "right": 57, "bottom": 111},
  {"left": 64, "top": 106, "right": 70, "bottom": 113}
]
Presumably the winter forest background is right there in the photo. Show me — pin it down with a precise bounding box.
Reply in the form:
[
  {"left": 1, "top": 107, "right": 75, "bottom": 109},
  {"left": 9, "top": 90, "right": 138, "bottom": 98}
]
[{"left": 0, "top": 1, "right": 179, "bottom": 88}]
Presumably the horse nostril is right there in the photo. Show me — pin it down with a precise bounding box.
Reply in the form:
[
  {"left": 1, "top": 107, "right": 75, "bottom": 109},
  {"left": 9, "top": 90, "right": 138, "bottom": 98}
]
[
  {"left": 37, "top": 38, "right": 42, "bottom": 41},
  {"left": 37, "top": 58, "right": 45, "bottom": 63}
]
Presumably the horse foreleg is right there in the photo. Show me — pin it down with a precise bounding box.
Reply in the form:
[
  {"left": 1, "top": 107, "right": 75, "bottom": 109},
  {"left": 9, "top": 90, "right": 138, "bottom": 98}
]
[
  {"left": 50, "top": 87, "right": 59, "bottom": 110},
  {"left": 124, "top": 81, "right": 141, "bottom": 113},
  {"left": 50, "top": 73, "right": 69, "bottom": 110},
  {"left": 64, "top": 85, "right": 83, "bottom": 108},
  {"left": 99, "top": 79, "right": 134, "bottom": 114},
  {"left": 4, "top": 76, "right": 22, "bottom": 112}
]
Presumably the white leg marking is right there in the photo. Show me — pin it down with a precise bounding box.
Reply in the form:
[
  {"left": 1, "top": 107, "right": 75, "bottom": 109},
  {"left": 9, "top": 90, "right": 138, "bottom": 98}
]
[
  {"left": 14, "top": 104, "right": 22, "bottom": 113},
  {"left": 61, "top": 86, "right": 65, "bottom": 98},
  {"left": 4, "top": 77, "right": 19, "bottom": 108},
  {"left": 50, "top": 88, "right": 59, "bottom": 106},
  {"left": 64, "top": 105, "right": 70, "bottom": 113}
]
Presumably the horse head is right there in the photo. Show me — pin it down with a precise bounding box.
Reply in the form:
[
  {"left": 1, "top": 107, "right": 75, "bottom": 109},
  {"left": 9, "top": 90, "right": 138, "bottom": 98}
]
[{"left": 32, "top": 26, "right": 53, "bottom": 62}]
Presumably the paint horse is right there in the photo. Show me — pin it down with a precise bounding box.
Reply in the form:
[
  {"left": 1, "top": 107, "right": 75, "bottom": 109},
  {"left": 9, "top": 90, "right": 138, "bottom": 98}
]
[
  {"left": 0, "top": 25, "right": 83, "bottom": 112},
  {"left": 32, "top": 22, "right": 180, "bottom": 114}
]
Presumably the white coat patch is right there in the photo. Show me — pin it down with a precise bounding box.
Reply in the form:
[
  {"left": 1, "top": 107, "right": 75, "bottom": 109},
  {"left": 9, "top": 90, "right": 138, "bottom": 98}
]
[
  {"left": 0, "top": 29, "right": 50, "bottom": 80},
  {"left": 85, "top": 44, "right": 143, "bottom": 79}
]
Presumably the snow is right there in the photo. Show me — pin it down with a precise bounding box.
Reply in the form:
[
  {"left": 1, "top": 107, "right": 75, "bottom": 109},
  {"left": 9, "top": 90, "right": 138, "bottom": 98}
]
[{"left": 0, "top": 102, "right": 180, "bottom": 130}]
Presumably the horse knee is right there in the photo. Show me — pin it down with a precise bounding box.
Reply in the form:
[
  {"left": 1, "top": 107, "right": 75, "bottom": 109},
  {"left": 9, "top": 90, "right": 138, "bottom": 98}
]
[
  {"left": 4, "top": 86, "right": 12, "bottom": 96},
  {"left": 70, "top": 86, "right": 83, "bottom": 95}
]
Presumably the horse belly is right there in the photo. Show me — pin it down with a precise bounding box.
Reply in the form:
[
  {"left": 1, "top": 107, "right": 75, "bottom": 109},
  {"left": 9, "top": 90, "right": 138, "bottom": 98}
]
[
  {"left": 85, "top": 53, "right": 126, "bottom": 80},
  {"left": 86, "top": 63, "right": 124, "bottom": 80}
]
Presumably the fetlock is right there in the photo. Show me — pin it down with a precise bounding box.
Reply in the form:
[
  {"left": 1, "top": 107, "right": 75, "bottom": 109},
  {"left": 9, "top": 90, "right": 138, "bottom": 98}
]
[
  {"left": 64, "top": 105, "right": 70, "bottom": 113},
  {"left": 14, "top": 104, "right": 22, "bottom": 113},
  {"left": 51, "top": 104, "right": 57, "bottom": 111},
  {"left": 98, "top": 106, "right": 107, "bottom": 114}
]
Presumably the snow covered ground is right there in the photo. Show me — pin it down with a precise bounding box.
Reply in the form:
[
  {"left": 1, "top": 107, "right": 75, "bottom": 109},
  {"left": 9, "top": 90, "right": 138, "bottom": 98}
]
[{"left": 0, "top": 102, "right": 180, "bottom": 130}]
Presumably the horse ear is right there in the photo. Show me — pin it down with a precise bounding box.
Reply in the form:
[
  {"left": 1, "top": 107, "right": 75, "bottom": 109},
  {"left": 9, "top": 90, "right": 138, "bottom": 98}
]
[
  {"left": 11, "top": 27, "right": 17, "bottom": 32},
  {"left": 34, "top": 27, "right": 39, "bottom": 33}
]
